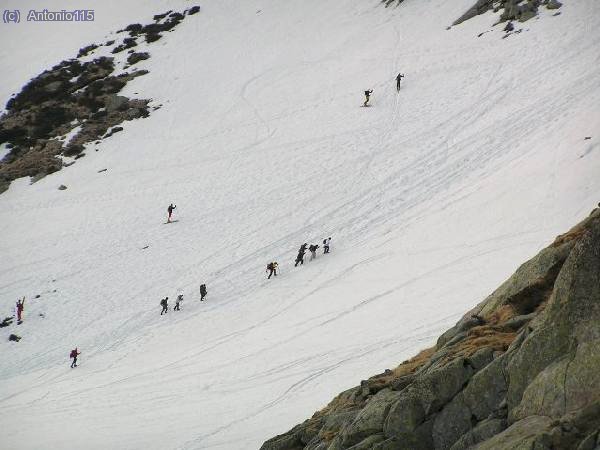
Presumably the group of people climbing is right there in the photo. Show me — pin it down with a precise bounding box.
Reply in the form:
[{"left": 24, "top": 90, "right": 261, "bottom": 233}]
[
  {"left": 159, "top": 284, "right": 207, "bottom": 315},
  {"left": 363, "top": 72, "right": 405, "bottom": 107},
  {"left": 268, "top": 236, "right": 332, "bottom": 280}
]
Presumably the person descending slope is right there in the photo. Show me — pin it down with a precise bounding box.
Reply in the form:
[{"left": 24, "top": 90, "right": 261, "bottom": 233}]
[
  {"left": 363, "top": 89, "right": 373, "bottom": 107},
  {"left": 396, "top": 73, "right": 404, "bottom": 92},
  {"left": 15, "top": 297, "right": 25, "bottom": 324},
  {"left": 295, "top": 243, "right": 308, "bottom": 267},
  {"left": 167, "top": 203, "right": 177, "bottom": 223},
  {"left": 323, "top": 237, "right": 331, "bottom": 254},
  {"left": 70, "top": 348, "right": 80, "bottom": 368},
  {"left": 160, "top": 297, "right": 169, "bottom": 315},
  {"left": 200, "top": 284, "right": 207, "bottom": 301},
  {"left": 309, "top": 244, "right": 319, "bottom": 261},
  {"left": 266, "top": 262, "right": 279, "bottom": 279},
  {"left": 174, "top": 294, "right": 183, "bottom": 311}
]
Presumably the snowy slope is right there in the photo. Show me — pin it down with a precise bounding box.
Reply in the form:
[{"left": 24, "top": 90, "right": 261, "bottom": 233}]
[{"left": 1, "top": 0, "right": 599, "bottom": 449}]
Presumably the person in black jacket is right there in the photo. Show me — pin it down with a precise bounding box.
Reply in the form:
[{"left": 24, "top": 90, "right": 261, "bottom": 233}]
[
  {"left": 200, "top": 284, "right": 207, "bottom": 301},
  {"left": 396, "top": 73, "right": 404, "bottom": 92},
  {"left": 160, "top": 297, "right": 169, "bottom": 315},
  {"left": 295, "top": 243, "right": 308, "bottom": 266},
  {"left": 309, "top": 244, "right": 319, "bottom": 261}
]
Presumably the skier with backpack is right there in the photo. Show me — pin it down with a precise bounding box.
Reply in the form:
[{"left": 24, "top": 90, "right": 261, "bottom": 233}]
[
  {"left": 70, "top": 348, "right": 80, "bottom": 368},
  {"left": 167, "top": 203, "right": 177, "bottom": 223},
  {"left": 160, "top": 297, "right": 169, "bottom": 315},
  {"left": 199, "top": 284, "right": 207, "bottom": 301},
  {"left": 309, "top": 244, "right": 319, "bottom": 261},
  {"left": 396, "top": 73, "right": 404, "bottom": 92},
  {"left": 266, "top": 262, "right": 279, "bottom": 279},
  {"left": 174, "top": 294, "right": 183, "bottom": 311},
  {"left": 323, "top": 237, "right": 331, "bottom": 254},
  {"left": 295, "top": 243, "right": 308, "bottom": 267},
  {"left": 363, "top": 89, "right": 373, "bottom": 107}
]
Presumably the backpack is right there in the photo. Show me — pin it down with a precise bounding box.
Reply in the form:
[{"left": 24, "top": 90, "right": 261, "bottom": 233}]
[
  {"left": 267, "top": 263, "right": 273, "bottom": 270},
  {"left": 70, "top": 350, "right": 77, "bottom": 358}
]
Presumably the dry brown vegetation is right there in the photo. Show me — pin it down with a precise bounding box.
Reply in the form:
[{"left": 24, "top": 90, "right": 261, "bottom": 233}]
[{"left": 447, "top": 326, "right": 517, "bottom": 361}]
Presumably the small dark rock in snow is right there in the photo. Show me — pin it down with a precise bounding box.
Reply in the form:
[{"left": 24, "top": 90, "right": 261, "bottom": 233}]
[
  {"left": 188, "top": 6, "right": 200, "bottom": 15},
  {"left": 98, "top": 168, "right": 107, "bottom": 173},
  {"left": 504, "top": 21, "right": 514, "bottom": 32},
  {"left": 1, "top": 317, "right": 14, "bottom": 328},
  {"left": 584, "top": 136, "right": 591, "bottom": 140},
  {"left": 9, "top": 334, "right": 21, "bottom": 342},
  {"left": 58, "top": 184, "right": 67, "bottom": 190},
  {"left": 35, "top": 294, "right": 41, "bottom": 298},
  {"left": 127, "top": 52, "right": 150, "bottom": 66}
]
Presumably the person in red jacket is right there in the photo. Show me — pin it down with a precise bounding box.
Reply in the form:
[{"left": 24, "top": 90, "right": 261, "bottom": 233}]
[
  {"left": 16, "top": 297, "right": 25, "bottom": 323},
  {"left": 70, "top": 348, "right": 81, "bottom": 368}
]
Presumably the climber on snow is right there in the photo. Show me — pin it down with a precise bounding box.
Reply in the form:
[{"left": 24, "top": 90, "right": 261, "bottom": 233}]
[
  {"left": 70, "top": 348, "right": 81, "bottom": 368},
  {"left": 363, "top": 89, "right": 373, "bottom": 107},
  {"left": 167, "top": 203, "right": 177, "bottom": 223},
  {"left": 174, "top": 294, "right": 183, "bottom": 311},
  {"left": 16, "top": 297, "right": 25, "bottom": 323},
  {"left": 266, "top": 262, "right": 279, "bottom": 279},
  {"left": 323, "top": 237, "right": 331, "bottom": 254},
  {"left": 295, "top": 243, "right": 308, "bottom": 267},
  {"left": 396, "top": 73, "right": 404, "bottom": 92},
  {"left": 160, "top": 297, "right": 169, "bottom": 315}
]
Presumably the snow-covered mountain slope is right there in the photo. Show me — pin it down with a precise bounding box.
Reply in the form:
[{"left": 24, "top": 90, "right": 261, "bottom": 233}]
[{"left": 1, "top": 0, "right": 599, "bottom": 449}]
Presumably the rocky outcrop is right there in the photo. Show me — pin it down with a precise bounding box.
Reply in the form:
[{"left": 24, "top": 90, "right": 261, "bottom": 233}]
[
  {"left": 0, "top": 7, "right": 200, "bottom": 194},
  {"left": 261, "top": 207, "right": 600, "bottom": 450},
  {"left": 453, "top": 0, "right": 563, "bottom": 26}
]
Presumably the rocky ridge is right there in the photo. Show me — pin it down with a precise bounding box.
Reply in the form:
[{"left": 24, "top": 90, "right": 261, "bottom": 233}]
[
  {"left": 0, "top": 6, "right": 200, "bottom": 194},
  {"left": 262, "top": 207, "right": 600, "bottom": 450},
  {"left": 453, "top": 0, "right": 563, "bottom": 26}
]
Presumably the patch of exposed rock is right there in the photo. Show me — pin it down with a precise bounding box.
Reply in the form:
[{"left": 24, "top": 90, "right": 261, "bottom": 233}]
[
  {"left": 261, "top": 207, "right": 600, "bottom": 450},
  {"left": 453, "top": 0, "right": 563, "bottom": 26},
  {"left": 0, "top": 6, "right": 200, "bottom": 194}
]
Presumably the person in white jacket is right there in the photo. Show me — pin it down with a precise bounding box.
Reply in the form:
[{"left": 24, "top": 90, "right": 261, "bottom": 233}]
[{"left": 323, "top": 237, "right": 331, "bottom": 254}]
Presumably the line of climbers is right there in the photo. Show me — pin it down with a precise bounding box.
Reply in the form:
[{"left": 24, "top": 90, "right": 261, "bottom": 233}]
[
  {"left": 159, "top": 283, "right": 207, "bottom": 315},
  {"left": 266, "top": 236, "right": 332, "bottom": 279}
]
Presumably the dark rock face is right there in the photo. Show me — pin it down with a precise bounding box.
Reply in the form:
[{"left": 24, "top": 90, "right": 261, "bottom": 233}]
[
  {"left": 453, "top": 0, "right": 563, "bottom": 26},
  {"left": 261, "top": 208, "right": 600, "bottom": 450},
  {"left": 127, "top": 52, "right": 150, "bottom": 66},
  {"left": 0, "top": 7, "right": 199, "bottom": 194}
]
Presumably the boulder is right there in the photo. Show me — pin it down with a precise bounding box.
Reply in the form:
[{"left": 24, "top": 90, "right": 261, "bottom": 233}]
[
  {"left": 450, "top": 418, "right": 506, "bottom": 450},
  {"left": 473, "top": 415, "right": 552, "bottom": 449},
  {"left": 340, "top": 389, "right": 401, "bottom": 447}
]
